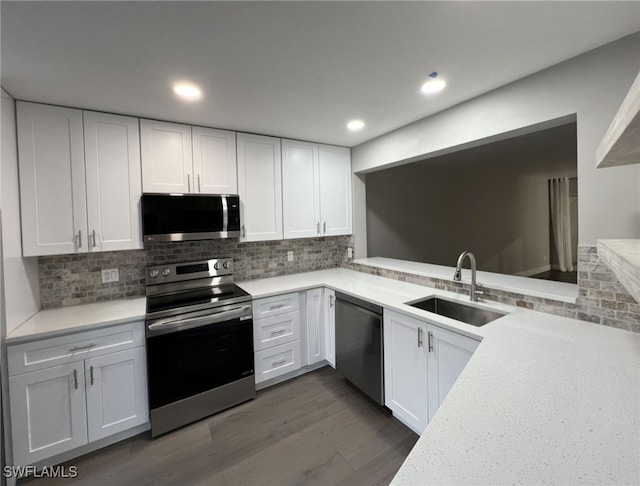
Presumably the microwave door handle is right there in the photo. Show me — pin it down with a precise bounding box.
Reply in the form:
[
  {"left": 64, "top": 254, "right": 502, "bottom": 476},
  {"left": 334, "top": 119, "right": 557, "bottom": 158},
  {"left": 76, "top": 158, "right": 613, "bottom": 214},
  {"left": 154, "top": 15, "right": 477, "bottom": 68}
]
[
  {"left": 147, "top": 305, "right": 251, "bottom": 336},
  {"left": 222, "top": 196, "right": 228, "bottom": 232}
]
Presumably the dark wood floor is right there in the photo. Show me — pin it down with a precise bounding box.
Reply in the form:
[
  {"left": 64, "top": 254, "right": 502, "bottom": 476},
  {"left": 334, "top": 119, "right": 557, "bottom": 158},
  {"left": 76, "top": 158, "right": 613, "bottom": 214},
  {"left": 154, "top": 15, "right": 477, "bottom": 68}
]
[{"left": 22, "top": 367, "right": 417, "bottom": 486}]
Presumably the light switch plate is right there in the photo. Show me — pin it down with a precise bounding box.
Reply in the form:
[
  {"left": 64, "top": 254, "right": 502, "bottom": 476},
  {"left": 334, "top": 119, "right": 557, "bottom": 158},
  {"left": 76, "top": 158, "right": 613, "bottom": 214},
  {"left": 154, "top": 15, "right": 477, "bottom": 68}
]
[
  {"left": 287, "top": 251, "right": 294, "bottom": 262},
  {"left": 101, "top": 268, "right": 119, "bottom": 283}
]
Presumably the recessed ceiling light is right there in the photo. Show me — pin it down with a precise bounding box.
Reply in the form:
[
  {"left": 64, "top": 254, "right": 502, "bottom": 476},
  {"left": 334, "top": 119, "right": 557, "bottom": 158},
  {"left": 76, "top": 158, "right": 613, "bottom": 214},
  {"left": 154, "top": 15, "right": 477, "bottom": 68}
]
[
  {"left": 347, "top": 119, "right": 365, "bottom": 132},
  {"left": 173, "top": 82, "right": 202, "bottom": 101},
  {"left": 420, "top": 72, "right": 446, "bottom": 95}
]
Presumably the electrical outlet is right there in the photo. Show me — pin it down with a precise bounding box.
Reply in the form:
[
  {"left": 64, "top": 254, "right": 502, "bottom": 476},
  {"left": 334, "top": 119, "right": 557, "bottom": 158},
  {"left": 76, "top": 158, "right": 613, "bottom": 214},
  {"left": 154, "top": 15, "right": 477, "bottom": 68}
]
[
  {"left": 347, "top": 247, "right": 353, "bottom": 259},
  {"left": 287, "top": 251, "right": 294, "bottom": 262},
  {"left": 101, "top": 268, "right": 119, "bottom": 283}
]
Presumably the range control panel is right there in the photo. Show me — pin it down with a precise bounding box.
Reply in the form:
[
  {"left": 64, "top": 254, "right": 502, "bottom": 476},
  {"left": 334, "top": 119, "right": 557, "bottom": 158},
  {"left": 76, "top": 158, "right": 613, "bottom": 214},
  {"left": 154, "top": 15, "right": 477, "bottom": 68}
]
[{"left": 145, "top": 258, "right": 234, "bottom": 285}]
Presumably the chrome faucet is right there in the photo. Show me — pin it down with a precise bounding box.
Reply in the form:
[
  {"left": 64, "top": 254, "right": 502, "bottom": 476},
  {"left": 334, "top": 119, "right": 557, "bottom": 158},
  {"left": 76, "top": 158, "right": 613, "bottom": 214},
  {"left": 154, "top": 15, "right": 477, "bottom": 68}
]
[{"left": 453, "top": 251, "right": 483, "bottom": 301}]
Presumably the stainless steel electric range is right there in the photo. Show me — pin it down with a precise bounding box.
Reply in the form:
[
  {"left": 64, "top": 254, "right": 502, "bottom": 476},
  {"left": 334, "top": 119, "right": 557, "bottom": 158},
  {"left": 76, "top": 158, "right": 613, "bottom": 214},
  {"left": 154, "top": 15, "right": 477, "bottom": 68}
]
[{"left": 144, "top": 258, "right": 254, "bottom": 437}]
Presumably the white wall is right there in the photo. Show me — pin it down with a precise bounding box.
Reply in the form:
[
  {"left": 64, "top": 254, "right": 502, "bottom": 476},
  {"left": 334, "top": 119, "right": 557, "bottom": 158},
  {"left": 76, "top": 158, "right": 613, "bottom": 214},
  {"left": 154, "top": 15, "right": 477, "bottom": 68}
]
[
  {"left": 1, "top": 88, "right": 40, "bottom": 334},
  {"left": 352, "top": 33, "right": 640, "bottom": 257}
]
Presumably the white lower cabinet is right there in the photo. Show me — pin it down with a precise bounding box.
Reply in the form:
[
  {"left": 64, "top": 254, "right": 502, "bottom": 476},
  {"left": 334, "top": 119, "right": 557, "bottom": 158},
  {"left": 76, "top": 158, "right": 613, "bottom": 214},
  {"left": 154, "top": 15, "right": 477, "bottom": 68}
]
[
  {"left": 8, "top": 322, "right": 148, "bottom": 465},
  {"left": 384, "top": 310, "right": 429, "bottom": 434},
  {"left": 85, "top": 347, "right": 148, "bottom": 442},
  {"left": 324, "top": 289, "right": 336, "bottom": 368},
  {"left": 254, "top": 340, "right": 301, "bottom": 383},
  {"left": 305, "top": 288, "right": 325, "bottom": 365},
  {"left": 383, "top": 309, "right": 480, "bottom": 434}
]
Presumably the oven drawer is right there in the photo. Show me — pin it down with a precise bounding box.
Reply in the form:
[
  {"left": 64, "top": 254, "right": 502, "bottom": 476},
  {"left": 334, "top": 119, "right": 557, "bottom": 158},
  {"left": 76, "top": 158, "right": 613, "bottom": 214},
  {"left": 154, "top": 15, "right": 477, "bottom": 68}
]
[
  {"left": 254, "top": 340, "right": 301, "bottom": 384},
  {"left": 8, "top": 321, "right": 145, "bottom": 376},
  {"left": 252, "top": 292, "right": 300, "bottom": 319},
  {"left": 254, "top": 311, "right": 300, "bottom": 351}
]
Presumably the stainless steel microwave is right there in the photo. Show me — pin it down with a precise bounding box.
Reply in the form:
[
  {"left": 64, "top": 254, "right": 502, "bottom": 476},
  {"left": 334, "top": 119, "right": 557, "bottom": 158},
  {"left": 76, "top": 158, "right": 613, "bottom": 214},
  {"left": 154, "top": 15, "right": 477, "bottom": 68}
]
[{"left": 141, "top": 193, "right": 241, "bottom": 242}]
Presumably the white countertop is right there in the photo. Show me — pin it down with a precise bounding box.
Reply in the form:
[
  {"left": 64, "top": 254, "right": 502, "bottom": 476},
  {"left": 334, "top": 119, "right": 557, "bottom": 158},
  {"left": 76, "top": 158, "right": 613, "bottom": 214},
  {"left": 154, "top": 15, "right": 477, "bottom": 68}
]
[
  {"left": 6, "top": 268, "right": 639, "bottom": 483},
  {"left": 239, "top": 268, "right": 640, "bottom": 484},
  {"left": 6, "top": 297, "right": 146, "bottom": 344},
  {"left": 354, "top": 256, "right": 579, "bottom": 303},
  {"left": 598, "top": 239, "right": 640, "bottom": 304}
]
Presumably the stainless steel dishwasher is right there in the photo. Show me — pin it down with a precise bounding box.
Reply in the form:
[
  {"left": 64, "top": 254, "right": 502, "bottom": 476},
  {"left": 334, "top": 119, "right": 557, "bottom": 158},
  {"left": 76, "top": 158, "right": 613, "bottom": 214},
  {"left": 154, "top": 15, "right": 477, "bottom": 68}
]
[{"left": 335, "top": 292, "right": 384, "bottom": 405}]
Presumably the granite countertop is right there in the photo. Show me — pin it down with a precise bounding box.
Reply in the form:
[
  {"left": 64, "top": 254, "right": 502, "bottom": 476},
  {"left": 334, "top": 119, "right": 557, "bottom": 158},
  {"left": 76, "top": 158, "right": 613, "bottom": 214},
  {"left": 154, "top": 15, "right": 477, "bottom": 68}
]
[
  {"left": 6, "top": 268, "right": 639, "bottom": 483},
  {"left": 5, "top": 297, "right": 147, "bottom": 344},
  {"left": 239, "top": 268, "right": 640, "bottom": 484}
]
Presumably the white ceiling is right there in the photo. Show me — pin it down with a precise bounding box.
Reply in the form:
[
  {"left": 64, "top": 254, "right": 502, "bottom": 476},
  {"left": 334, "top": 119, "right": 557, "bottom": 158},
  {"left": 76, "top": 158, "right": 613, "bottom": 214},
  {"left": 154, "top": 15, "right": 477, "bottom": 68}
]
[{"left": 2, "top": 1, "right": 639, "bottom": 147}]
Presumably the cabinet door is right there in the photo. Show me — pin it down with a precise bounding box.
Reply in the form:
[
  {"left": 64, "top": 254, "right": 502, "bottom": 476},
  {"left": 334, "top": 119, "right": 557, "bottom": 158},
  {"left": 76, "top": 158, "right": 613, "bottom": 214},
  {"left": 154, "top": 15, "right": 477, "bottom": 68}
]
[
  {"left": 324, "top": 289, "right": 336, "bottom": 368},
  {"left": 427, "top": 325, "right": 479, "bottom": 421},
  {"left": 192, "top": 127, "right": 237, "bottom": 194},
  {"left": 282, "top": 139, "right": 320, "bottom": 239},
  {"left": 237, "top": 133, "right": 283, "bottom": 242},
  {"left": 140, "top": 119, "right": 192, "bottom": 193},
  {"left": 305, "top": 288, "right": 325, "bottom": 365},
  {"left": 318, "top": 145, "right": 352, "bottom": 236},
  {"left": 17, "top": 102, "right": 87, "bottom": 256},
  {"left": 85, "top": 347, "right": 148, "bottom": 442},
  {"left": 9, "top": 363, "right": 88, "bottom": 465},
  {"left": 84, "top": 112, "right": 142, "bottom": 252},
  {"left": 383, "top": 310, "right": 429, "bottom": 435}
]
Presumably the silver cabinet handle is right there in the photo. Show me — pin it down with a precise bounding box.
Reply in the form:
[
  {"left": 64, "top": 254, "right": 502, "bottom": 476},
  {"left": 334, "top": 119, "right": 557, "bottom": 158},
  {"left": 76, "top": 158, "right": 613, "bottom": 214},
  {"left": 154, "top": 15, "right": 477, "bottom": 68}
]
[
  {"left": 73, "top": 369, "right": 78, "bottom": 390},
  {"left": 272, "top": 359, "right": 287, "bottom": 367},
  {"left": 317, "top": 222, "right": 320, "bottom": 235},
  {"left": 270, "top": 303, "right": 285, "bottom": 310},
  {"left": 428, "top": 331, "right": 434, "bottom": 352},
  {"left": 188, "top": 173, "right": 191, "bottom": 192},
  {"left": 270, "top": 329, "right": 286, "bottom": 336},
  {"left": 329, "top": 294, "right": 334, "bottom": 307},
  {"left": 92, "top": 230, "right": 97, "bottom": 248},
  {"left": 323, "top": 221, "right": 327, "bottom": 234},
  {"left": 242, "top": 225, "right": 246, "bottom": 238},
  {"left": 77, "top": 230, "right": 82, "bottom": 248},
  {"left": 90, "top": 365, "right": 95, "bottom": 386},
  {"left": 69, "top": 343, "right": 96, "bottom": 353},
  {"left": 197, "top": 174, "right": 201, "bottom": 192},
  {"left": 417, "top": 327, "right": 423, "bottom": 348}
]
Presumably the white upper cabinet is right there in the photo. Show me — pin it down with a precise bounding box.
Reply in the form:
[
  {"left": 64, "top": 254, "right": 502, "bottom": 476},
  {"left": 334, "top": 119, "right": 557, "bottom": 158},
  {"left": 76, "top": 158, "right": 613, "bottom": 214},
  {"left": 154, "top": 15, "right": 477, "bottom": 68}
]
[
  {"left": 17, "top": 102, "right": 87, "bottom": 256},
  {"left": 141, "top": 120, "right": 238, "bottom": 194},
  {"left": 17, "top": 103, "right": 142, "bottom": 256},
  {"left": 84, "top": 111, "right": 142, "bottom": 252},
  {"left": 140, "top": 119, "right": 193, "bottom": 193},
  {"left": 237, "top": 133, "right": 283, "bottom": 242},
  {"left": 282, "top": 140, "right": 320, "bottom": 239},
  {"left": 192, "top": 127, "right": 237, "bottom": 194},
  {"left": 281, "top": 141, "right": 352, "bottom": 239},
  {"left": 319, "top": 145, "right": 352, "bottom": 236}
]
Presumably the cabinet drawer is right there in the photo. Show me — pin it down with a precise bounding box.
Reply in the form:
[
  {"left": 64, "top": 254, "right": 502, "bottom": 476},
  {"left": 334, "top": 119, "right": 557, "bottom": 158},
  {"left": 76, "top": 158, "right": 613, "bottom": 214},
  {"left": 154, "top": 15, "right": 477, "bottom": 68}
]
[
  {"left": 254, "top": 311, "right": 300, "bottom": 351},
  {"left": 254, "top": 340, "right": 301, "bottom": 384},
  {"left": 8, "top": 321, "right": 145, "bottom": 376},
  {"left": 253, "top": 292, "right": 299, "bottom": 319}
]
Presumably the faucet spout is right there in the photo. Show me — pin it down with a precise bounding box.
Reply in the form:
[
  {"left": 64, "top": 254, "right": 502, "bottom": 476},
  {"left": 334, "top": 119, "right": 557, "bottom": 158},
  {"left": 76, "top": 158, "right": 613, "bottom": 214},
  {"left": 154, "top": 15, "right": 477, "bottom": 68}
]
[{"left": 453, "top": 251, "right": 483, "bottom": 301}]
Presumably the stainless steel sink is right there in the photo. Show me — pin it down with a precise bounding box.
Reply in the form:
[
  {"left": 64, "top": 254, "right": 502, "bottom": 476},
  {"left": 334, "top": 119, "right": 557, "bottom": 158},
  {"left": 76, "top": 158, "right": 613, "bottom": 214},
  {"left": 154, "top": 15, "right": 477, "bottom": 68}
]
[{"left": 407, "top": 297, "right": 505, "bottom": 327}]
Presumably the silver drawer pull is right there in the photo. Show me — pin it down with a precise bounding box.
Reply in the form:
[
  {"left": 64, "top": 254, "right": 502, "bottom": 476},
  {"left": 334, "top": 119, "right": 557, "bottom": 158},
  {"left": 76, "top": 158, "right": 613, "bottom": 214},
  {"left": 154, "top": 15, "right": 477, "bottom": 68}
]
[
  {"left": 270, "top": 329, "right": 286, "bottom": 336},
  {"left": 269, "top": 304, "right": 286, "bottom": 310},
  {"left": 90, "top": 365, "right": 95, "bottom": 386},
  {"left": 73, "top": 369, "right": 78, "bottom": 390},
  {"left": 69, "top": 343, "right": 96, "bottom": 353},
  {"left": 428, "top": 331, "right": 434, "bottom": 352},
  {"left": 271, "top": 359, "right": 287, "bottom": 367}
]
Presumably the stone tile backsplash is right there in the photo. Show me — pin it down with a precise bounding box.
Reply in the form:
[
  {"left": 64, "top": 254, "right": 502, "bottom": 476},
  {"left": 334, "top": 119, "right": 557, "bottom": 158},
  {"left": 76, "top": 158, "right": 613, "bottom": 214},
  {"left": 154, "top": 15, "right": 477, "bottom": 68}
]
[
  {"left": 342, "top": 245, "right": 640, "bottom": 334},
  {"left": 39, "top": 235, "right": 353, "bottom": 308},
  {"left": 39, "top": 239, "right": 639, "bottom": 334}
]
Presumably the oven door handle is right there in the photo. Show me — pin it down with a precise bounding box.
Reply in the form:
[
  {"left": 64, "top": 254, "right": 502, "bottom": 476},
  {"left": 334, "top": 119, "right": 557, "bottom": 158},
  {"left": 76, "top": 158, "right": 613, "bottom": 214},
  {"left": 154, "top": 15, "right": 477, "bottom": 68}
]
[{"left": 147, "top": 305, "right": 252, "bottom": 337}]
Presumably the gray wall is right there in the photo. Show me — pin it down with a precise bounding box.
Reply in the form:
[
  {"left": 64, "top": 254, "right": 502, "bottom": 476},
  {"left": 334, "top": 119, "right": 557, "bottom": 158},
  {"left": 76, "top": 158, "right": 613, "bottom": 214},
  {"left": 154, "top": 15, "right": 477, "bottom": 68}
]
[
  {"left": 352, "top": 33, "right": 640, "bottom": 259},
  {"left": 366, "top": 127, "right": 578, "bottom": 275}
]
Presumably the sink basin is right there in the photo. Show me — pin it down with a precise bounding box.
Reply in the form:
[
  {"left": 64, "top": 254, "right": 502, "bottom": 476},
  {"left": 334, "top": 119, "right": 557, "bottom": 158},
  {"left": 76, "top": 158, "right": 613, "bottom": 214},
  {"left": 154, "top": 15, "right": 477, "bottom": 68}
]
[{"left": 407, "top": 297, "right": 505, "bottom": 327}]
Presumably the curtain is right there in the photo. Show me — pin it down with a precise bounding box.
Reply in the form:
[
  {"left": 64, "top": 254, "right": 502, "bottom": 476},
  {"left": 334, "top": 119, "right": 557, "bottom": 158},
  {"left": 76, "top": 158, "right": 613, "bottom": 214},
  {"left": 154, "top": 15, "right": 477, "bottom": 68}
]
[{"left": 550, "top": 177, "right": 574, "bottom": 272}]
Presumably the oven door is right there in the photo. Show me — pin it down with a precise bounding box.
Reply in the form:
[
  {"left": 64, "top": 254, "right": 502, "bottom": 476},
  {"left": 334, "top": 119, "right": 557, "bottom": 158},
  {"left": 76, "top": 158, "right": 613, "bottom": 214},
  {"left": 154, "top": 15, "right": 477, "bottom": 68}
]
[{"left": 146, "top": 305, "right": 254, "bottom": 411}]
